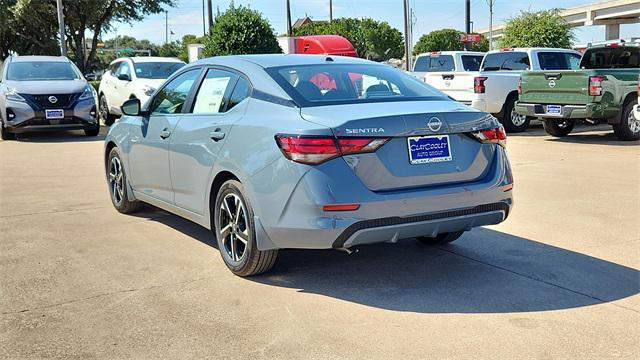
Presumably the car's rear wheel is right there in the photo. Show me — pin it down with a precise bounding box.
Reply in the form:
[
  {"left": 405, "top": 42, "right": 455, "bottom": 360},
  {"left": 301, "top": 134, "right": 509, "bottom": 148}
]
[
  {"left": 0, "top": 121, "right": 15, "bottom": 140},
  {"left": 99, "top": 95, "right": 116, "bottom": 126},
  {"left": 214, "top": 180, "right": 277, "bottom": 277},
  {"left": 417, "top": 231, "right": 465, "bottom": 245},
  {"left": 502, "top": 98, "right": 530, "bottom": 133},
  {"left": 106, "top": 147, "right": 143, "bottom": 213},
  {"left": 612, "top": 100, "right": 640, "bottom": 141},
  {"left": 543, "top": 119, "right": 574, "bottom": 137}
]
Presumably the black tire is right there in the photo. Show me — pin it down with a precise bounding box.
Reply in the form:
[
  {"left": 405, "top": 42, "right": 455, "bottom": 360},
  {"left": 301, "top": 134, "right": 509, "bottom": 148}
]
[
  {"left": 417, "top": 231, "right": 465, "bottom": 245},
  {"left": 214, "top": 180, "right": 278, "bottom": 277},
  {"left": 106, "top": 147, "right": 143, "bottom": 214},
  {"left": 543, "top": 119, "right": 575, "bottom": 137},
  {"left": 1, "top": 121, "right": 15, "bottom": 140},
  {"left": 99, "top": 95, "right": 116, "bottom": 126},
  {"left": 501, "top": 97, "right": 530, "bottom": 133},
  {"left": 84, "top": 124, "right": 100, "bottom": 136},
  {"left": 612, "top": 100, "right": 640, "bottom": 141}
]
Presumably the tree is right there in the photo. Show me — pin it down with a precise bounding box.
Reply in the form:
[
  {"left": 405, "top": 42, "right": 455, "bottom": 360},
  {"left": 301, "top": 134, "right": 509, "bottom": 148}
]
[
  {"left": 293, "top": 18, "right": 404, "bottom": 61},
  {"left": 203, "top": 5, "right": 281, "bottom": 57},
  {"left": 500, "top": 9, "right": 573, "bottom": 48},
  {"left": 413, "top": 28, "right": 488, "bottom": 54},
  {"left": 62, "top": 0, "right": 175, "bottom": 72},
  {"left": 158, "top": 41, "right": 180, "bottom": 57},
  {"left": 0, "top": 0, "right": 59, "bottom": 58}
]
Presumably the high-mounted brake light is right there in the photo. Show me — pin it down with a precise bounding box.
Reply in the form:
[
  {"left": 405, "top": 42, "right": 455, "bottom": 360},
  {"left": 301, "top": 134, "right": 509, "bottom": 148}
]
[
  {"left": 474, "top": 76, "right": 488, "bottom": 94},
  {"left": 275, "top": 135, "right": 389, "bottom": 165},
  {"left": 517, "top": 77, "right": 523, "bottom": 95},
  {"left": 472, "top": 125, "right": 507, "bottom": 147},
  {"left": 589, "top": 75, "right": 605, "bottom": 96},
  {"left": 500, "top": 48, "right": 514, "bottom": 52}
]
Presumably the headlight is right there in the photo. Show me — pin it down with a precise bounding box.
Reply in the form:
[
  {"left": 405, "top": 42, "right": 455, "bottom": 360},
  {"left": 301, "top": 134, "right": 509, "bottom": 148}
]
[
  {"left": 5, "top": 88, "right": 25, "bottom": 102},
  {"left": 79, "top": 85, "right": 97, "bottom": 101},
  {"left": 142, "top": 85, "right": 156, "bottom": 96}
]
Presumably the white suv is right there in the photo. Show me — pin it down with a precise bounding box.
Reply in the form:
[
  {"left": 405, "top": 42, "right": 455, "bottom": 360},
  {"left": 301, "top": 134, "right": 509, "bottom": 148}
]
[{"left": 98, "top": 57, "right": 185, "bottom": 125}]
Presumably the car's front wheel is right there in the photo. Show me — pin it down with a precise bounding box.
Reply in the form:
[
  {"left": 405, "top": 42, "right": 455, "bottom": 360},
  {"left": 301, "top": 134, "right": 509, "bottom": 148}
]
[
  {"left": 106, "top": 147, "right": 143, "bottom": 213},
  {"left": 543, "top": 119, "right": 575, "bottom": 137},
  {"left": 0, "top": 121, "right": 15, "bottom": 141},
  {"left": 99, "top": 95, "right": 116, "bottom": 126},
  {"left": 84, "top": 124, "right": 100, "bottom": 137},
  {"left": 612, "top": 100, "right": 640, "bottom": 141},
  {"left": 214, "top": 180, "right": 278, "bottom": 277},
  {"left": 417, "top": 231, "right": 465, "bottom": 245}
]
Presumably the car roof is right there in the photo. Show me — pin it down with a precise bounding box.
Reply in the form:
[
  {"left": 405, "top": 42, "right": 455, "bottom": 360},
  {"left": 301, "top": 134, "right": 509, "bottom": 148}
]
[
  {"left": 111, "top": 56, "right": 184, "bottom": 64},
  {"left": 195, "top": 54, "right": 377, "bottom": 69},
  {"left": 415, "top": 51, "right": 485, "bottom": 57},
  {"left": 486, "top": 48, "right": 579, "bottom": 54},
  {"left": 10, "top": 55, "right": 70, "bottom": 63}
]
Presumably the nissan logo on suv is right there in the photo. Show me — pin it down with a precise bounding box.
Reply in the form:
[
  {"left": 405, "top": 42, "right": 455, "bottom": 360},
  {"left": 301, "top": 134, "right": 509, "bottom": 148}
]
[{"left": 48, "top": 96, "right": 58, "bottom": 104}]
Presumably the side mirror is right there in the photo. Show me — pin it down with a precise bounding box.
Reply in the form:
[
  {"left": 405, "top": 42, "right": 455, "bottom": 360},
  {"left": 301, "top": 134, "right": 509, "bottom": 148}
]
[
  {"left": 118, "top": 73, "right": 131, "bottom": 81},
  {"left": 121, "top": 98, "right": 143, "bottom": 116}
]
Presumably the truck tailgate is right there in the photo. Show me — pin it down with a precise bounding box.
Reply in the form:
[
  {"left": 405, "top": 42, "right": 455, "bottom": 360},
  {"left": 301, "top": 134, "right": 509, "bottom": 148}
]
[
  {"left": 520, "top": 70, "right": 590, "bottom": 105},
  {"left": 424, "top": 71, "right": 478, "bottom": 103}
]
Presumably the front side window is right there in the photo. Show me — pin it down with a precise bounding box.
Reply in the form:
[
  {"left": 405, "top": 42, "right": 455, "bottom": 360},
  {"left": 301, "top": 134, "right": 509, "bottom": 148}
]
[
  {"left": 481, "top": 52, "right": 530, "bottom": 71},
  {"left": 150, "top": 68, "right": 200, "bottom": 115},
  {"left": 134, "top": 62, "right": 185, "bottom": 79},
  {"left": 537, "top": 52, "right": 582, "bottom": 70},
  {"left": 267, "top": 64, "right": 446, "bottom": 107},
  {"left": 116, "top": 62, "right": 131, "bottom": 78},
  {"left": 108, "top": 62, "right": 121, "bottom": 74},
  {"left": 6, "top": 61, "right": 82, "bottom": 81},
  {"left": 192, "top": 69, "right": 235, "bottom": 114}
]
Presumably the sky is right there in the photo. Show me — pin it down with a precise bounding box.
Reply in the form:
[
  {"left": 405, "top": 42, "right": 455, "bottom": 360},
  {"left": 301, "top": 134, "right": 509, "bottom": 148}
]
[{"left": 109, "top": 0, "right": 640, "bottom": 46}]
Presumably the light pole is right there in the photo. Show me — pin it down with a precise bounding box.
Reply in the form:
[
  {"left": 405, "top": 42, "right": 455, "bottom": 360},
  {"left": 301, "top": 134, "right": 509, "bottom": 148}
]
[
  {"left": 286, "top": 0, "right": 292, "bottom": 36},
  {"left": 464, "top": 0, "right": 471, "bottom": 51},
  {"left": 487, "top": 0, "right": 495, "bottom": 50},
  {"left": 329, "top": 0, "right": 333, "bottom": 22},
  {"left": 56, "top": 0, "right": 67, "bottom": 56},
  {"left": 403, "top": 0, "right": 410, "bottom": 70}
]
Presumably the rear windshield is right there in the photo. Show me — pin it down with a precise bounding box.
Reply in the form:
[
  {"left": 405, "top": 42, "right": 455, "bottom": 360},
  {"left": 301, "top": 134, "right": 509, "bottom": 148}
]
[
  {"left": 134, "top": 62, "right": 185, "bottom": 79},
  {"left": 537, "top": 52, "right": 582, "bottom": 70},
  {"left": 6, "top": 61, "right": 81, "bottom": 81},
  {"left": 580, "top": 47, "right": 640, "bottom": 69},
  {"left": 413, "top": 55, "right": 455, "bottom": 72},
  {"left": 267, "top": 64, "right": 448, "bottom": 107},
  {"left": 481, "top": 52, "right": 530, "bottom": 71},
  {"left": 461, "top": 55, "right": 484, "bottom": 71}
]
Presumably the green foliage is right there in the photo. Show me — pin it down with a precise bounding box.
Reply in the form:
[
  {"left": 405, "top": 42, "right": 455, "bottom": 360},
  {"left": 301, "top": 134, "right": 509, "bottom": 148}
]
[
  {"left": 413, "top": 28, "right": 488, "bottom": 55},
  {"left": 500, "top": 9, "right": 573, "bottom": 48},
  {"left": 1, "top": 0, "right": 60, "bottom": 58},
  {"left": 203, "top": 5, "right": 281, "bottom": 57},
  {"left": 293, "top": 18, "right": 404, "bottom": 61},
  {"left": 158, "top": 41, "right": 180, "bottom": 57}
]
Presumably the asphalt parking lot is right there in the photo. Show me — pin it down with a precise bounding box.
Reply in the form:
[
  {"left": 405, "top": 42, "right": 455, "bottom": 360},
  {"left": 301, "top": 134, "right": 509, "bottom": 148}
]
[{"left": 1, "top": 123, "right": 638, "bottom": 359}]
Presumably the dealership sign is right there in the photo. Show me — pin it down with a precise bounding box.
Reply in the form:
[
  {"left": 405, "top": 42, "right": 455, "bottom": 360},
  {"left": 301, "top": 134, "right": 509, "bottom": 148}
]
[{"left": 460, "top": 33, "right": 482, "bottom": 43}]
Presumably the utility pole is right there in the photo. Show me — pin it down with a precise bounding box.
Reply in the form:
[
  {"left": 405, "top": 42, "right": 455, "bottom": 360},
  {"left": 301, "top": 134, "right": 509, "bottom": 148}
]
[
  {"left": 165, "top": 11, "right": 168, "bottom": 44},
  {"left": 286, "top": 0, "right": 292, "bottom": 36},
  {"left": 329, "top": 0, "right": 333, "bottom": 22},
  {"left": 202, "top": 0, "right": 206, "bottom": 35},
  {"left": 464, "top": 0, "right": 471, "bottom": 50},
  {"left": 56, "top": 0, "right": 67, "bottom": 56},
  {"left": 403, "top": 0, "right": 410, "bottom": 70},
  {"left": 487, "top": 0, "right": 495, "bottom": 50},
  {"left": 207, "top": 0, "right": 214, "bottom": 30}
]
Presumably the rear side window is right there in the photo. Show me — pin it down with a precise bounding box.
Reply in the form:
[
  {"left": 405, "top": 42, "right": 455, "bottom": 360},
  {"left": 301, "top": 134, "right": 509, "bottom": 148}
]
[
  {"left": 537, "top": 52, "right": 582, "bottom": 70},
  {"left": 481, "top": 52, "right": 530, "bottom": 71},
  {"left": 227, "top": 77, "right": 251, "bottom": 111},
  {"left": 192, "top": 69, "right": 235, "bottom": 114},
  {"left": 580, "top": 47, "right": 640, "bottom": 69},
  {"left": 461, "top": 55, "right": 483, "bottom": 71}
]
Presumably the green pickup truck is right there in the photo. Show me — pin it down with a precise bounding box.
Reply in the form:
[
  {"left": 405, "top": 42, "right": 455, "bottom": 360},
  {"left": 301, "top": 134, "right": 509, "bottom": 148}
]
[{"left": 515, "top": 42, "right": 639, "bottom": 141}]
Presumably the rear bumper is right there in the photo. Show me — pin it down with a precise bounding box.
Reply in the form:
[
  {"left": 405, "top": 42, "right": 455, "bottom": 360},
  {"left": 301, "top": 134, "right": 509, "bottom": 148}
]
[{"left": 515, "top": 102, "right": 603, "bottom": 119}]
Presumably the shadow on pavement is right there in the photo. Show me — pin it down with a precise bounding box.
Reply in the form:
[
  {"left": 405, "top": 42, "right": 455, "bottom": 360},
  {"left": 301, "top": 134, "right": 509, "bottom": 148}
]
[
  {"left": 136, "top": 207, "right": 639, "bottom": 314},
  {"left": 12, "top": 126, "right": 107, "bottom": 143}
]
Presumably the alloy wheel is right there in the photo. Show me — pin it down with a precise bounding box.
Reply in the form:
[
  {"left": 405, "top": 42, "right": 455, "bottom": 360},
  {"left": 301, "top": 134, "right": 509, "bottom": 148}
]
[
  {"left": 218, "top": 193, "right": 249, "bottom": 264},
  {"left": 557, "top": 120, "right": 571, "bottom": 129},
  {"left": 99, "top": 97, "right": 109, "bottom": 124},
  {"left": 628, "top": 111, "right": 640, "bottom": 134},
  {"left": 108, "top": 156, "right": 124, "bottom": 206},
  {"left": 510, "top": 108, "right": 527, "bottom": 127}
]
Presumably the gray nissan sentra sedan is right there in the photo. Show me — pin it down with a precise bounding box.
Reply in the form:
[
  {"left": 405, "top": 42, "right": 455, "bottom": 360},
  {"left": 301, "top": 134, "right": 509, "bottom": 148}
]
[
  {"left": 104, "top": 54, "right": 514, "bottom": 276},
  {"left": 0, "top": 56, "right": 99, "bottom": 140}
]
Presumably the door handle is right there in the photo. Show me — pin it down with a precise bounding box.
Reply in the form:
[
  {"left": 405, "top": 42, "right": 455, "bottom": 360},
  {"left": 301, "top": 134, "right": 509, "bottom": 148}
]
[
  {"left": 160, "top": 128, "right": 171, "bottom": 139},
  {"left": 442, "top": 74, "right": 455, "bottom": 80},
  {"left": 210, "top": 128, "right": 225, "bottom": 141}
]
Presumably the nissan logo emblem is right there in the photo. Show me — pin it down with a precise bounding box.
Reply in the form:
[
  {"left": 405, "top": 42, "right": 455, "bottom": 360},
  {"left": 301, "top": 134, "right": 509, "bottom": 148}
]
[
  {"left": 428, "top": 117, "right": 443, "bottom": 132},
  {"left": 48, "top": 96, "right": 58, "bottom": 104},
  {"left": 548, "top": 80, "right": 556, "bottom": 88}
]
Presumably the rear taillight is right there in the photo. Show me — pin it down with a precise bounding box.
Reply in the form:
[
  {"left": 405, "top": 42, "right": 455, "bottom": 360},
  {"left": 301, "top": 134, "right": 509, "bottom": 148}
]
[
  {"left": 474, "top": 76, "right": 487, "bottom": 94},
  {"left": 472, "top": 126, "right": 507, "bottom": 147},
  {"left": 589, "top": 75, "right": 605, "bottom": 96},
  {"left": 275, "top": 135, "right": 389, "bottom": 165},
  {"left": 517, "top": 77, "right": 522, "bottom": 95}
]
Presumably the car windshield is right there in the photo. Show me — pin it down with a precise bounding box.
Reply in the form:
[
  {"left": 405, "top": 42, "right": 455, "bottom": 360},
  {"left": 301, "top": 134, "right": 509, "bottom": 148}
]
[
  {"left": 134, "top": 62, "right": 185, "bottom": 79},
  {"left": 6, "top": 61, "right": 81, "bottom": 81},
  {"left": 267, "top": 63, "right": 447, "bottom": 107}
]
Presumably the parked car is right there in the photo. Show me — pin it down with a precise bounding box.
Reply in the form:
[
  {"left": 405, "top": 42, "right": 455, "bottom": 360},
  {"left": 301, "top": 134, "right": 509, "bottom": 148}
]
[
  {"left": 0, "top": 55, "right": 99, "bottom": 140},
  {"left": 411, "top": 51, "right": 485, "bottom": 105},
  {"left": 470, "top": 48, "right": 582, "bottom": 132},
  {"left": 104, "top": 55, "right": 514, "bottom": 276},
  {"left": 516, "top": 42, "right": 640, "bottom": 140},
  {"left": 98, "top": 56, "right": 185, "bottom": 125}
]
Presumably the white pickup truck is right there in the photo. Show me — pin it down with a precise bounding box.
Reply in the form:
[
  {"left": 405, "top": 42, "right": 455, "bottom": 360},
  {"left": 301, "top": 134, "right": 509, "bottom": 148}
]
[
  {"left": 412, "top": 51, "right": 485, "bottom": 105},
  {"left": 470, "top": 48, "right": 582, "bottom": 132}
]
